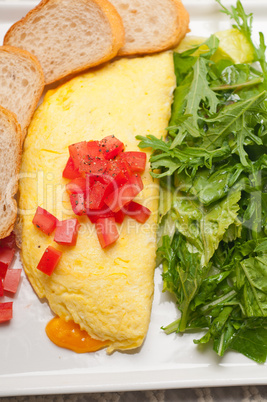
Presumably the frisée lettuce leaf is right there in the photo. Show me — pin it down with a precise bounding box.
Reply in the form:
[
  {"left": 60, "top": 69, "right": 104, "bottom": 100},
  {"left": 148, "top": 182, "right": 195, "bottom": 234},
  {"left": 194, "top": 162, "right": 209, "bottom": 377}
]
[{"left": 137, "top": 0, "right": 267, "bottom": 363}]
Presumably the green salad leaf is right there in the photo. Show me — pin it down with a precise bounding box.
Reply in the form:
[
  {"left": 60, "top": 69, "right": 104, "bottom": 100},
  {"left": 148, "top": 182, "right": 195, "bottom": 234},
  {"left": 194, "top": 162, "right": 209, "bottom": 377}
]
[{"left": 137, "top": 0, "right": 267, "bottom": 363}]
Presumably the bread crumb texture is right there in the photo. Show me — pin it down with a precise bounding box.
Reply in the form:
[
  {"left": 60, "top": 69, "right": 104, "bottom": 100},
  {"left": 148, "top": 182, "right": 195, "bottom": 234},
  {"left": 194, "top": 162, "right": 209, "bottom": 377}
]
[
  {"left": 0, "top": 46, "right": 44, "bottom": 134},
  {"left": 109, "top": 0, "right": 190, "bottom": 55},
  {"left": 4, "top": 0, "right": 125, "bottom": 84},
  {"left": 0, "top": 106, "right": 21, "bottom": 238}
]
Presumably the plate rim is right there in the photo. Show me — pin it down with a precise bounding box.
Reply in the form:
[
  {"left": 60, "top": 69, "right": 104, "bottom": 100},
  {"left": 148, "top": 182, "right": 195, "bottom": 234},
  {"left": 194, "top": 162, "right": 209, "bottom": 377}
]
[{"left": 1, "top": 0, "right": 267, "bottom": 397}]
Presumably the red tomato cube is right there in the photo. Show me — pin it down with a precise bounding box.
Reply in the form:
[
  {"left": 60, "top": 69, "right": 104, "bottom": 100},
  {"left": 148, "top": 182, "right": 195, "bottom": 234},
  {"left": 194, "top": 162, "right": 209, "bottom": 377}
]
[
  {"left": 3, "top": 269, "right": 22, "bottom": 294},
  {"left": 85, "top": 181, "right": 109, "bottom": 211},
  {"left": 69, "top": 141, "right": 88, "bottom": 169},
  {"left": 105, "top": 173, "right": 144, "bottom": 213},
  {"left": 32, "top": 207, "right": 58, "bottom": 235},
  {"left": 66, "top": 177, "right": 88, "bottom": 194},
  {"left": 124, "top": 201, "right": 151, "bottom": 223},
  {"left": 100, "top": 135, "right": 124, "bottom": 160},
  {"left": 0, "top": 232, "right": 16, "bottom": 249},
  {"left": 104, "top": 185, "right": 133, "bottom": 213},
  {"left": 95, "top": 217, "right": 119, "bottom": 248},
  {"left": 128, "top": 173, "right": 144, "bottom": 195},
  {"left": 62, "top": 157, "right": 80, "bottom": 179},
  {"left": 79, "top": 158, "right": 108, "bottom": 175},
  {"left": 87, "top": 206, "right": 115, "bottom": 223},
  {"left": 86, "top": 173, "right": 108, "bottom": 187},
  {"left": 54, "top": 219, "right": 80, "bottom": 246},
  {"left": 120, "top": 152, "right": 147, "bottom": 173},
  {"left": 103, "top": 161, "right": 132, "bottom": 200},
  {"left": 0, "top": 247, "right": 16, "bottom": 279},
  {"left": 87, "top": 141, "right": 105, "bottom": 159},
  {"left": 0, "top": 302, "right": 13, "bottom": 323},
  {"left": 105, "top": 160, "right": 131, "bottom": 183},
  {"left": 0, "top": 280, "right": 3, "bottom": 297},
  {"left": 37, "top": 246, "right": 62, "bottom": 276},
  {"left": 104, "top": 171, "right": 128, "bottom": 197},
  {"left": 114, "top": 209, "right": 125, "bottom": 224},
  {"left": 69, "top": 193, "right": 87, "bottom": 216},
  {"left": 0, "top": 265, "right": 8, "bottom": 281}
]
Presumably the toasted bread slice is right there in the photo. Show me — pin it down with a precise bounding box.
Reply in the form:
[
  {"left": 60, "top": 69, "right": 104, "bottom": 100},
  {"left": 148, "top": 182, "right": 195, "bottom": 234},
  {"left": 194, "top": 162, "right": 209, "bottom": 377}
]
[
  {"left": 4, "top": 0, "right": 125, "bottom": 85},
  {"left": 109, "top": 0, "right": 190, "bottom": 56},
  {"left": 0, "top": 106, "right": 21, "bottom": 239},
  {"left": 0, "top": 46, "right": 44, "bottom": 140}
]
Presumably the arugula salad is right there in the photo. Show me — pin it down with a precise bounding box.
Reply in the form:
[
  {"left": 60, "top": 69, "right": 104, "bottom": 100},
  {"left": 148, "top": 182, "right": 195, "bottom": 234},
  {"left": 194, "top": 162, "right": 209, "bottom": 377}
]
[{"left": 138, "top": 0, "right": 267, "bottom": 363}]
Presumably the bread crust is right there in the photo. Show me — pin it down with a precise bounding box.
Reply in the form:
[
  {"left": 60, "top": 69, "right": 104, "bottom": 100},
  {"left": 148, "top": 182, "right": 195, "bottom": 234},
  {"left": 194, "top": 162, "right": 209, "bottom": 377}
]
[
  {"left": 92, "top": 0, "right": 125, "bottom": 54},
  {"left": 117, "top": 0, "right": 190, "bottom": 56},
  {"left": 4, "top": 0, "right": 125, "bottom": 85},
  {"left": 0, "top": 45, "right": 45, "bottom": 139},
  {"left": 0, "top": 106, "right": 21, "bottom": 239}
]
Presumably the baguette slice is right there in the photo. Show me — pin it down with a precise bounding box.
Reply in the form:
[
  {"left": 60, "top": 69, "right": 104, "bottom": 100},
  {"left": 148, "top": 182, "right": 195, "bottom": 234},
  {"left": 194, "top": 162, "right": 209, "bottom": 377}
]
[
  {"left": 4, "top": 0, "right": 125, "bottom": 85},
  {"left": 0, "top": 46, "right": 44, "bottom": 140},
  {"left": 109, "top": 0, "right": 190, "bottom": 56},
  {"left": 0, "top": 106, "right": 21, "bottom": 239}
]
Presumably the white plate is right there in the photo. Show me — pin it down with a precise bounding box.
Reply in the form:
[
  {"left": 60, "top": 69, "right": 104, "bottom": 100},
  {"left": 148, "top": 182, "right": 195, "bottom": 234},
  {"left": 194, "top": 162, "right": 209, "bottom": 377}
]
[{"left": 1, "top": 0, "right": 267, "bottom": 397}]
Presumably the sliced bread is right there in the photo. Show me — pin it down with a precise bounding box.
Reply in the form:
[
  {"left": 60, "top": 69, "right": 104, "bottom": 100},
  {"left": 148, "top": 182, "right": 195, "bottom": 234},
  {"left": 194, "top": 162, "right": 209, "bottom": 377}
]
[
  {"left": 109, "top": 0, "right": 190, "bottom": 56},
  {"left": 4, "top": 0, "right": 125, "bottom": 85},
  {"left": 0, "top": 106, "right": 21, "bottom": 239},
  {"left": 0, "top": 46, "right": 44, "bottom": 140}
]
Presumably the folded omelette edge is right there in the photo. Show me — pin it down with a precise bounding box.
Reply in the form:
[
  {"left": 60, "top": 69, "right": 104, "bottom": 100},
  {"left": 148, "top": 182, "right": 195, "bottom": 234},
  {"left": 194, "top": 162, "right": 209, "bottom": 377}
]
[{"left": 18, "top": 52, "right": 176, "bottom": 353}]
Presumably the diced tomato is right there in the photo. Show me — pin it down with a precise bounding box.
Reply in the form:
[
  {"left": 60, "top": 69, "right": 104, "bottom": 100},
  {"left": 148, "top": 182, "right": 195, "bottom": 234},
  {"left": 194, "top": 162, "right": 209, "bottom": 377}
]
[
  {"left": 0, "top": 232, "right": 16, "bottom": 250},
  {"left": 103, "top": 160, "right": 132, "bottom": 197},
  {"left": 124, "top": 201, "right": 151, "bottom": 223},
  {"left": 0, "top": 265, "right": 8, "bottom": 281},
  {"left": 54, "top": 219, "right": 80, "bottom": 246},
  {"left": 104, "top": 184, "right": 132, "bottom": 213},
  {"left": 3, "top": 269, "right": 21, "bottom": 294},
  {"left": 100, "top": 135, "right": 124, "bottom": 160},
  {"left": 66, "top": 177, "right": 87, "bottom": 195},
  {"left": 62, "top": 157, "right": 80, "bottom": 179},
  {"left": 95, "top": 217, "right": 119, "bottom": 248},
  {"left": 114, "top": 209, "right": 125, "bottom": 224},
  {"left": 120, "top": 152, "right": 147, "bottom": 173},
  {"left": 105, "top": 160, "right": 121, "bottom": 177},
  {"left": 69, "top": 193, "right": 86, "bottom": 216},
  {"left": 105, "top": 160, "right": 131, "bottom": 182},
  {"left": 105, "top": 171, "right": 127, "bottom": 196},
  {"left": 37, "top": 246, "right": 62, "bottom": 276},
  {"left": 79, "top": 158, "right": 108, "bottom": 175},
  {"left": 86, "top": 173, "right": 108, "bottom": 187},
  {"left": 63, "top": 137, "right": 147, "bottom": 248},
  {"left": 0, "top": 302, "right": 13, "bottom": 323},
  {"left": 32, "top": 206, "right": 58, "bottom": 235},
  {"left": 105, "top": 173, "right": 144, "bottom": 213},
  {"left": 87, "top": 141, "right": 105, "bottom": 159},
  {"left": 0, "top": 247, "right": 15, "bottom": 279},
  {"left": 103, "top": 188, "right": 121, "bottom": 213},
  {"left": 85, "top": 181, "right": 109, "bottom": 210},
  {"left": 119, "top": 160, "right": 133, "bottom": 181},
  {"left": 0, "top": 280, "right": 3, "bottom": 297},
  {"left": 128, "top": 173, "right": 144, "bottom": 195},
  {"left": 69, "top": 141, "right": 89, "bottom": 170},
  {"left": 87, "top": 206, "right": 115, "bottom": 223}
]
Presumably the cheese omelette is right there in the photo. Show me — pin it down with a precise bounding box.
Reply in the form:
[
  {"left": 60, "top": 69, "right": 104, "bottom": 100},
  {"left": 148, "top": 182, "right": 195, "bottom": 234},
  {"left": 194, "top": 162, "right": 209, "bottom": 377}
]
[{"left": 19, "top": 52, "right": 175, "bottom": 353}]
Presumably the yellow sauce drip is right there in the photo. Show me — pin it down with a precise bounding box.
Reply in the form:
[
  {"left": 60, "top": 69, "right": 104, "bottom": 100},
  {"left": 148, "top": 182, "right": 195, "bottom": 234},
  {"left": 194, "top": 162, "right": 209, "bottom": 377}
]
[{"left": 46, "top": 316, "right": 109, "bottom": 353}]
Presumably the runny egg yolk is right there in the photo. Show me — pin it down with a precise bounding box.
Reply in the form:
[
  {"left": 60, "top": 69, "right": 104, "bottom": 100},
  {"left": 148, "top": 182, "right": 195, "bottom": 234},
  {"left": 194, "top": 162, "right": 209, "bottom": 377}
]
[{"left": 45, "top": 317, "right": 109, "bottom": 353}]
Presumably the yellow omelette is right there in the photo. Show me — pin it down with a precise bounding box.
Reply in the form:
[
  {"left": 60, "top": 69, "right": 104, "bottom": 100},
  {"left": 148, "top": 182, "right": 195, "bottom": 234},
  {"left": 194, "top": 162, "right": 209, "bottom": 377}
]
[{"left": 19, "top": 52, "right": 175, "bottom": 353}]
